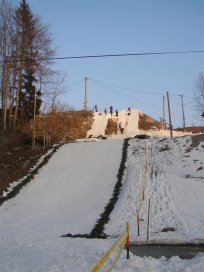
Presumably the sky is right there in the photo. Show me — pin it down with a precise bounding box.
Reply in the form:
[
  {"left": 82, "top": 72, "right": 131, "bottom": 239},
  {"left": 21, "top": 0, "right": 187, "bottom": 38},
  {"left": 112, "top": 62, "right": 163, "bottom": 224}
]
[{"left": 13, "top": 0, "right": 204, "bottom": 127}]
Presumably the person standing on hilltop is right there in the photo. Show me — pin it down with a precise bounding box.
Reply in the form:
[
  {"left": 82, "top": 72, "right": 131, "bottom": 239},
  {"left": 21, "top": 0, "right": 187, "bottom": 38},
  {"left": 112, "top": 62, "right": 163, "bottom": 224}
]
[
  {"left": 128, "top": 107, "right": 131, "bottom": 115},
  {"left": 116, "top": 110, "right": 118, "bottom": 117},
  {"left": 109, "top": 106, "right": 113, "bottom": 116}
]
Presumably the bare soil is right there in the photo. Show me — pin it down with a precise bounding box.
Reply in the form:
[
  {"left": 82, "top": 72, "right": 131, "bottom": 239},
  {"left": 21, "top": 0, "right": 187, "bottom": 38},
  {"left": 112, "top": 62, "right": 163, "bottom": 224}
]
[{"left": 0, "top": 130, "right": 47, "bottom": 196}]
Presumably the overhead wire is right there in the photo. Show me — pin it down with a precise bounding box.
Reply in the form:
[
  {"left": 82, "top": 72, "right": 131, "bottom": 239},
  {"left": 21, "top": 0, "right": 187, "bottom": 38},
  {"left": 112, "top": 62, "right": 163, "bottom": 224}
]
[
  {"left": 32, "top": 50, "right": 204, "bottom": 61},
  {"left": 89, "top": 78, "right": 164, "bottom": 96},
  {"left": 90, "top": 78, "right": 163, "bottom": 111},
  {"left": 89, "top": 77, "right": 196, "bottom": 122},
  {"left": 67, "top": 79, "right": 83, "bottom": 88},
  {"left": 170, "top": 98, "right": 181, "bottom": 106},
  {"left": 4, "top": 49, "right": 204, "bottom": 63}
]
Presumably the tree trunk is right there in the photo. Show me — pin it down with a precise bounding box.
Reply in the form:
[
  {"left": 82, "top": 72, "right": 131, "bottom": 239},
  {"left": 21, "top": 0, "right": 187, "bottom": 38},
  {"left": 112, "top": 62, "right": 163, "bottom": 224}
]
[
  {"left": 9, "top": 66, "right": 17, "bottom": 130},
  {"left": 3, "top": 61, "right": 9, "bottom": 130},
  {"left": 13, "top": 68, "right": 22, "bottom": 130}
]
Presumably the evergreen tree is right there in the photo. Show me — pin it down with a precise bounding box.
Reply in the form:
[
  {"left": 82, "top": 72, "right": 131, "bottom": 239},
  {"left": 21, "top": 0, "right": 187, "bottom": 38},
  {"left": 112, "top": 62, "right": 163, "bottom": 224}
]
[
  {"left": 21, "top": 68, "right": 41, "bottom": 121},
  {"left": 14, "top": 0, "right": 41, "bottom": 120}
]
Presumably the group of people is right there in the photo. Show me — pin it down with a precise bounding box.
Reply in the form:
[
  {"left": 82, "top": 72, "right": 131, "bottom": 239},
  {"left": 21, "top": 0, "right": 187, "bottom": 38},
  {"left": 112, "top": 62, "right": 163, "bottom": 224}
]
[
  {"left": 94, "top": 105, "right": 131, "bottom": 118},
  {"left": 104, "top": 106, "right": 120, "bottom": 117},
  {"left": 93, "top": 105, "right": 133, "bottom": 135}
]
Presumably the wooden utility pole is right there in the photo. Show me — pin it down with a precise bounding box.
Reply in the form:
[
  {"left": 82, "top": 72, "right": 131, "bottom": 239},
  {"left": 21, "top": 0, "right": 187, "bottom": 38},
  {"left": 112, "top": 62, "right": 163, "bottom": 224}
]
[
  {"left": 163, "top": 95, "right": 166, "bottom": 129},
  {"left": 32, "top": 88, "right": 37, "bottom": 148},
  {"left": 167, "top": 91, "right": 173, "bottom": 138},
  {"left": 84, "top": 77, "right": 88, "bottom": 111},
  {"left": 180, "top": 95, "right": 186, "bottom": 130}
]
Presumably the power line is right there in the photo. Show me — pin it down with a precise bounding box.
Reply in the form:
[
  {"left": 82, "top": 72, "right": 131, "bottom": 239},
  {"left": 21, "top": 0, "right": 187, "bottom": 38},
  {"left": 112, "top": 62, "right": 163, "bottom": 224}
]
[
  {"left": 4, "top": 50, "right": 204, "bottom": 63},
  {"left": 67, "top": 79, "right": 83, "bottom": 88},
  {"left": 41, "top": 50, "right": 204, "bottom": 61},
  {"left": 169, "top": 94, "right": 198, "bottom": 108},
  {"left": 184, "top": 98, "right": 197, "bottom": 106},
  {"left": 171, "top": 98, "right": 181, "bottom": 105},
  {"left": 90, "top": 79, "right": 163, "bottom": 111},
  {"left": 89, "top": 78, "right": 164, "bottom": 95}
]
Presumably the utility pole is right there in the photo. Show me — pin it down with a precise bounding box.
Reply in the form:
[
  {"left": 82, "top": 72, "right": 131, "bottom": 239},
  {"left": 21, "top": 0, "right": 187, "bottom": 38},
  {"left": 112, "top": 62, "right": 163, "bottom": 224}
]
[
  {"left": 84, "top": 77, "right": 88, "bottom": 111},
  {"left": 32, "top": 87, "right": 37, "bottom": 148},
  {"left": 163, "top": 95, "right": 166, "bottom": 129},
  {"left": 180, "top": 95, "right": 186, "bottom": 130},
  {"left": 167, "top": 91, "right": 173, "bottom": 138}
]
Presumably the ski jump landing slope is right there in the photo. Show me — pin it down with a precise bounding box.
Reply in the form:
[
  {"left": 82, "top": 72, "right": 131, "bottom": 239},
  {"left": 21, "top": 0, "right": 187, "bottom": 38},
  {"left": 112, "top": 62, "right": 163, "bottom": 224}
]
[
  {"left": 87, "top": 109, "right": 139, "bottom": 138},
  {"left": 87, "top": 113, "right": 109, "bottom": 138},
  {"left": 0, "top": 140, "right": 123, "bottom": 243},
  {"left": 119, "top": 109, "right": 139, "bottom": 137}
]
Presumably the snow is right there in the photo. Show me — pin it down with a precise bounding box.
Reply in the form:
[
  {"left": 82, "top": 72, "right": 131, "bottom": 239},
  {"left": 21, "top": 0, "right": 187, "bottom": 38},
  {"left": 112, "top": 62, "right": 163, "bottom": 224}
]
[
  {"left": 87, "top": 112, "right": 109, "bottom": 137},
  {"left": 1, "top": 109, "right": 204, "bottom": 271},
  {"left": 87, "top": 109, "right": 140, "bottom": 138},
  {"left": 105, "top": 136, "right": 204, "bottom": 243},
  {"left": 87, "top": 108, "right": 193, "bottom": 139}
]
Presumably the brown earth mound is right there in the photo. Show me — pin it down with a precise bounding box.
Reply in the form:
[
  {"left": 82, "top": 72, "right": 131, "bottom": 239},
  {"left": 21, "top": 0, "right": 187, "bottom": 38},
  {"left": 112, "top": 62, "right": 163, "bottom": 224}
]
[{"left": 105, "top": 118, "right": 118, "bottom": 135}]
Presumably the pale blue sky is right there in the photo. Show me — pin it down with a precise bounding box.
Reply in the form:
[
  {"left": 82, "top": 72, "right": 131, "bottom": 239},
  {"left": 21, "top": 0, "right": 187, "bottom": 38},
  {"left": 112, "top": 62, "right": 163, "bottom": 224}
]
[{"left": 14, "top": 0, "right": 204, "bottom": 127}]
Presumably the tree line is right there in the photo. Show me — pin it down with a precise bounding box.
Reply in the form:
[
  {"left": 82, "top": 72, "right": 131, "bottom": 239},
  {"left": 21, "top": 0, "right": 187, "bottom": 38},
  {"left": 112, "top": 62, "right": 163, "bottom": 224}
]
[{"left": 0, "top": 0, "right": 65, "bottom": 131}]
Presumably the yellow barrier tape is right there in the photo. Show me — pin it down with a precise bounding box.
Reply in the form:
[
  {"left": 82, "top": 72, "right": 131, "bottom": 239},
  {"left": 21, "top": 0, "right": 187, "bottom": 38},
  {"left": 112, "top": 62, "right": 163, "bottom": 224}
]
[
  {"left": 89, "top": 231, "right": 127, "bottom": 272},
  {"left": 106, "top": 232, "right": 128, "bottom": 272}
]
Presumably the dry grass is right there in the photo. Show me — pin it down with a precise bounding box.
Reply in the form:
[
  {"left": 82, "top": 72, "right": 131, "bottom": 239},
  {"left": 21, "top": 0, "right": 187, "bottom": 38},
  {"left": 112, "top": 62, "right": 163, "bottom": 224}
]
[
  {"left": 105, "top": 118, "right": 118, "bottom": 135},
  {"left": 139, "top": 114, "right": 159, "bottom": 130},
  {"left": 22, "top": 110, "right": 93, "bottom": 143},
  {"left": 175, "top": 127, "right": 204, "bottom": 133}
]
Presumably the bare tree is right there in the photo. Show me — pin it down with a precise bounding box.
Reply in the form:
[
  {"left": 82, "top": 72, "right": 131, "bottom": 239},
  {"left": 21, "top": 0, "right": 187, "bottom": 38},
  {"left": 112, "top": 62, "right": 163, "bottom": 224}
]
[
  {"left": 0, "top": 0, "right": 16, "bottom": 129},
  {"left": 40, "top": 72, "right": 67, "bottom": 112},
  {"left": 193, "top": 72, "right": 204, "bottom": 119},
  {"left": 0, "top": 0, "right": 56, "bottom": 130}
]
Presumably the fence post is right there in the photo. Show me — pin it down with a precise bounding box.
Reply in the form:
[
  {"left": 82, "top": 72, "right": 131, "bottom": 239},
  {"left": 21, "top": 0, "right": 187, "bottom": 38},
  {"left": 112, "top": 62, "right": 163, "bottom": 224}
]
[
  {"left": 147, "top": 198, "right": 151, "bottom": 240},
  {"left": 126, "top": 223, "right": 130, "bottom": 259},
  {"left": 136, "top": 210, "right": 140, "bottom": 236}
]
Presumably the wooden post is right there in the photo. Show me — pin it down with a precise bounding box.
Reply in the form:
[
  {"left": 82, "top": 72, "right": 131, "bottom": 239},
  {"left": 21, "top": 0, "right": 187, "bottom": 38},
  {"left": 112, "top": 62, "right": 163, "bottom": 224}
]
[
  {"left": 163, "top": 95, "right": 166, "bottom": 129},
  {"left": 137, "top": 210, "right": 140, "bottom": 236},
  {"left": 32, "top": 130, "right": 36, "bottom": 148},
  {"left": 147, "top": 198, "right": 151, "bottom": 240},
  {"left": 43, "top": 130, "right": 45, "bottom": 149},
  {"left": 84, "top": 77, "right": 88, "bottom": 111},
  {"left": 167, "top": 91, "right": 173, "bottom": 138},
  {"left": 126, "top": 223, "right": 130, "bottom": 259},
  {"left": 180, "top": 95, "right": 186, "bottom": 130}
]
